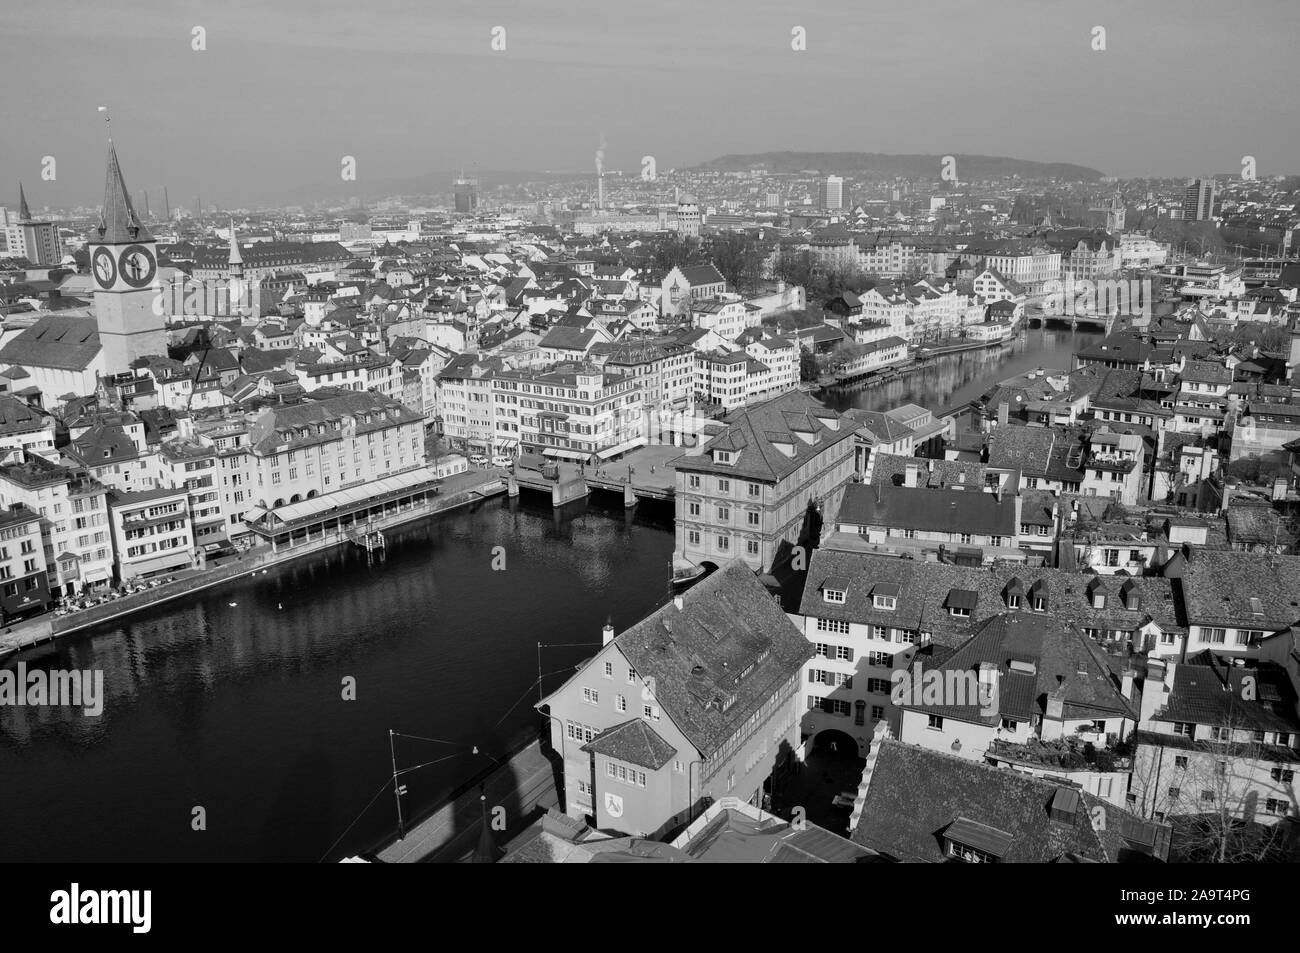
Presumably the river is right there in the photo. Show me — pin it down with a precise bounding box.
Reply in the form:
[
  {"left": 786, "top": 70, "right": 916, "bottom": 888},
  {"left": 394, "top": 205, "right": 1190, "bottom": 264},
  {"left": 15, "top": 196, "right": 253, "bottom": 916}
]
[
  {"left": 0, "top": 325, "right": 1098, "bottom": 861},
  {"left": 817, "top": 325, "right": 1101, "bottom": 416}
]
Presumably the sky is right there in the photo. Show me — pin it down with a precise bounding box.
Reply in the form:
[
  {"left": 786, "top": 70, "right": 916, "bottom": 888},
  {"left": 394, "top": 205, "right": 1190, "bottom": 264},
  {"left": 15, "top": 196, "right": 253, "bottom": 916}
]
[{"left": 5, "top": 0, "right": 1299, "bottom": 209}]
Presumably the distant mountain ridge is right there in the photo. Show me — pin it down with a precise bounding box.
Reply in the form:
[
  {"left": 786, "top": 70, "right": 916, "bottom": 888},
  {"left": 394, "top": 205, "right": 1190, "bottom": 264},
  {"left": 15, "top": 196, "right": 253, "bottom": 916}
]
[{"left": 693, "top": 152, "right": 1105, "bottom": 181}]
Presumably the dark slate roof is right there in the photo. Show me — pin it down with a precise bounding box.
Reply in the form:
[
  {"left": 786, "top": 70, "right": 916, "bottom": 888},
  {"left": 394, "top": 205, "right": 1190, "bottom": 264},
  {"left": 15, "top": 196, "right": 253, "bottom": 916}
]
[
  {"left": 0, "top": 314, "right": 101, "bottom": 371},
  {"left": 67, "top": 424, "right": 140, "bottom": 466},
  {"left": 1152, "top": 656, "right": 1300, "bottom": 736},
  {"left": 1179, "top": 551, "right": 1300, "bottom": 628},
  {"left": 677, "top": 263, "right": 725, "bottom": 287},
  {"left": 896, "top": 613, "right": 1136, "bottom": 726},
  {"left": 871, "top": 452, "right": 988, "bottom": 489},
  {"left": 611, "top": 559, "right": 812, "bottom": 758},
  {"left": 671, "top": 391, "right": 854, "bottom": 483},
  {"left": 581, "top": 719, "right": 677, "bottom": 770},
  {"left": 800, "top": 549, "right": 1182, "bottom": 648},
  {"left": 851, "top": 740, "right": 1170, "bottom": 862},
  {"left": 836, "top": 482, "right": 1017, "bottom": 537}
]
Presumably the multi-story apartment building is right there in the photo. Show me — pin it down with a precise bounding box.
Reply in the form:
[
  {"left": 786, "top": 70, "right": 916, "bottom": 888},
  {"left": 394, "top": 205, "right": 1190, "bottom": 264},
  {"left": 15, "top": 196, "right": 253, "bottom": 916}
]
[
  {"left": 1131, "top": 654, "right": 1298, "bottom": 826},
  {"left": 600, "top": 339, "right": 695, "bottom": 416},
  {"left": 539, "top": 561, "right": 812, "bottom": 837},
  {"left": 694, "top": 350, "right": 751, "bottom": 411},
  {"left": 672, "top": 392, "right": 856, "bottom": 578},
  {"left": 436, "top": 353, "right": 499, "bottom": 455},
  {"left": 833, "top": 478, "right": 1024, "bottom": 564},
  {"left": 1046, "top": 229, "right": 1122, "bottom": 282},
  {"left": 1183, "top": 178, "right": 1217, "bottom": 222},
  {"left": 1078, "top": 429, "right": 1145, "bottom": 504},
  {"left": 1173, "top": 551, "right": 1300, "bottom": 660},
  {"left": 496, "top": 364, "right": 645, "bottom": 461},
  {"left": 0, "top": 504, "right": 53, "bottom": 622},
  {"left": 157, "top": 441, "right": 228, "bottom": 553},
  {"left": 0, "top": 454, "right": 114, "bottom": 598},
  {"left": 691, "top": 297, "right": 752, "bottom": 342},
  {"left": 192, "top": 415, "right": 255, "bottom": 540},
  {"left": 0, "top": 395, "right": 57, "bottom": 459},
  {"left": 0, "top": 189, "right": 63, "bottom": 265},
  {"left": 106, "top": 486, "right": 195, "bottom": 582},
  {"left": 246, "top": 391, "right": 426, "bottom": 509},
  {"left": 962, "top": 239, "right": 1061, "bottom": 295},
  {"left": 795, "top": 547, "right": 1184, "bottom": 758}
]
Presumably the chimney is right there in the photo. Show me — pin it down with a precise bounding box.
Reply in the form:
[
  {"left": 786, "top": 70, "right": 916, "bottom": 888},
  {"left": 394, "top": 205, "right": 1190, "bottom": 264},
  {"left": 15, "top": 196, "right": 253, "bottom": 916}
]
[
  {"left": 673, "top": 594, "right": 684, "bottom": 611},
  {"left": 602, "top": 622, "right": 615, "bottom": 646},
  {"left": 1045, "top": 688, "right": 1065, "bottom": 722},
  {"left": 997, "top": 402, "right": 1009, "bottom": 427},
  {"left": 904, "top": 464, "right": 919, "bottom": 488},
  {"left": 1121, "top": 667, "right": 1136, "bottom": 699}
]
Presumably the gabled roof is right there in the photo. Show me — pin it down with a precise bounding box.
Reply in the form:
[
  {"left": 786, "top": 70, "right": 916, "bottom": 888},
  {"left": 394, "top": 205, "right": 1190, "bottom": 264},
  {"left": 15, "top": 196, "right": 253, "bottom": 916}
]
[
  {"left": 852, "top": 741, "right": 1170, "bottom": 862},
  {"left": 604, "top": 560, "right": 812, "bottom": 758},
  {"left": 672, "top": 391, "right": 853, "bottom": 483}
]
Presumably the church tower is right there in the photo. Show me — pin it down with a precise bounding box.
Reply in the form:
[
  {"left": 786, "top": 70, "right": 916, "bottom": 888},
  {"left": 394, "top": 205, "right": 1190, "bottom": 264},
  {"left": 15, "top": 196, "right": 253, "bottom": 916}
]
[
  {"left": 88, "top": 140, "right": 167, "bottom": 374},
  {"left": 1106, "top": 190, "right": 1125, "bottom": 233}
]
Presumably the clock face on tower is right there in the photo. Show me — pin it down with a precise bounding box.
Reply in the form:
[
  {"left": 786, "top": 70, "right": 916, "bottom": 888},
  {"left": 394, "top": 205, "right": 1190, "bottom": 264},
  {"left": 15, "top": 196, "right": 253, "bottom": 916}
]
[
  {"left": 118, "top": 245, "right": 157, "bottom": 288},
  {"left": 92, "top": 247, "right": 117, "bottom": 289}
]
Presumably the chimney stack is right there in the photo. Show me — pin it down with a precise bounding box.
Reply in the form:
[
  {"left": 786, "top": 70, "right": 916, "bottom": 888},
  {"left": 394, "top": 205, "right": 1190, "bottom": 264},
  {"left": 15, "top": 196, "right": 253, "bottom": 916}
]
[
  {"left": 904, "top": 464, "right": 919, "bottom": 488},
  {"left": 602, "top": 621, "right": 615, "bottom": 646},
  {"left": 997, "top": 402, "right": 1009, "bottom": 427},
  {"left": 673, "top": 594, "right": 684, "bottom": 611}
]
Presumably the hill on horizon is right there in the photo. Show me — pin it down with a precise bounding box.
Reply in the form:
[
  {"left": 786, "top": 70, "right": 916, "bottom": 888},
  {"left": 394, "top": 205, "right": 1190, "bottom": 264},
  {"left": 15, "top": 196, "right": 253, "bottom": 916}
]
[{"left": 692, "top": 152, "right": 1105, "bottom": 181}]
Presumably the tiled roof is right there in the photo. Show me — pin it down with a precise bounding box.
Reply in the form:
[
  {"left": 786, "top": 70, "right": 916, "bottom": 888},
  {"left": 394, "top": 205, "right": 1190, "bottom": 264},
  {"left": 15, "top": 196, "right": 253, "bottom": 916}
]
[
  {"left": 610, "top": 560, "right": 812, "bottom": 758},
  {"left": 851, "top": 740, "right": 1170, "bottom": 862},
  {"left": 0, "top": 314, "right": 101, "bottom": 371},
  {"left": 896, "top": 613, "right": 1136, "bottom": 726},
  {"left": 836, "top": 482, "right": 1017, "bottom": 537},
  {"left": 671, "top": 391, "right": 854, "bottom": 483},
  {"left": 1179, "top": 551, "right": 1300, "bottom": 628},
  {"left": 801, "top": 549, "right": 1182, "bottom": 647},
  {"left": 1153, "top": 656, "right": 1300, "bottom": 736},
  {"left": 582, "top": 719, "right": 677, "bottom": 770}
]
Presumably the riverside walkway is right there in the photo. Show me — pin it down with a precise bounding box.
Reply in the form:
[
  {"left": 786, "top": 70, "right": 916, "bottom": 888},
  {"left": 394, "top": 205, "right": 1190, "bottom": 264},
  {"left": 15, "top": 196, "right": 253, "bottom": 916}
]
[{"left": 0, "top": 468, "right": 506, "bottom": 657}]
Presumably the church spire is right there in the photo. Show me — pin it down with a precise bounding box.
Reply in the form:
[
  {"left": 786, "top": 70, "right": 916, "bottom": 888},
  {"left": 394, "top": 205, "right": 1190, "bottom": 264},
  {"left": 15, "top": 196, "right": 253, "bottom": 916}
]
[
  {"left": 227, "top": 217, "right": 244, "bottom": 273},
  {"left": 95, "top": 139, "right": 153, "bottom": 244},
  {"left": 17, "top": 182, "right": 31, "bottom": 221}
]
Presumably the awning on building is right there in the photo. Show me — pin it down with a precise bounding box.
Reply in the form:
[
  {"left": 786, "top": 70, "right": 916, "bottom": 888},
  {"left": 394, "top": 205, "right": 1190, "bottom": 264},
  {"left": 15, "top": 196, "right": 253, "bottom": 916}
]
[
  {"left": 596, "top": 437, "right": 647, "bottom": 460},
  {"left": 542, "top": 447, "right": 590, "bottom": 461},
  {"left": 82, "top": 567, "right": 113, "bottom": 583},
  {"left": 263, "top": 466, "right": 442, "bottom": 527}
]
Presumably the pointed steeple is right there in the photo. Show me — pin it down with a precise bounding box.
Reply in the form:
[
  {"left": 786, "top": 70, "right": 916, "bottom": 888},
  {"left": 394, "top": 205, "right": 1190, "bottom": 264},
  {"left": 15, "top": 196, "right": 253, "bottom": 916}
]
[
  {"left": 17, "top": 182, "right": 31, "bottom": 221},
  {"left": 227, "top": 218, "right": 244, "bottom": 269},
  {"left": 94, "top": 140, "right": 153, "bottom": 244}
]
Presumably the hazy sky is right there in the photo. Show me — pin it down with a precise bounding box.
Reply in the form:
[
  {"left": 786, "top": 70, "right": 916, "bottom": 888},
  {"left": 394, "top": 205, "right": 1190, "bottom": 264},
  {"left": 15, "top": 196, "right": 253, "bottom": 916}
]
[{"left": 6, "top": 0, "right": 1299, "bottom": 209}]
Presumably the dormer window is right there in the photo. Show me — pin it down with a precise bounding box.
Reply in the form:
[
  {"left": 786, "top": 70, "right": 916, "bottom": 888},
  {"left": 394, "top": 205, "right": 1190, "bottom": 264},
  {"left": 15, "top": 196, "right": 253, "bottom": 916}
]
[
  {"left": 1004, "top": 578, "right": 1024, "bottom": 610},
  {"left": 821, "top": 575, "right": 849, "bottom": 604},
  {"left": 713, "top": 449, "right": 735, "bottom": 466},
  {"left": 947, "top": 589, "right": 977, "bottom": 618},
  {"left": 1030, "top": 579, "right": 1048, "bottom": 612},
  {"left": 872, "top": 582, "right": 900, "bottom": 611}
]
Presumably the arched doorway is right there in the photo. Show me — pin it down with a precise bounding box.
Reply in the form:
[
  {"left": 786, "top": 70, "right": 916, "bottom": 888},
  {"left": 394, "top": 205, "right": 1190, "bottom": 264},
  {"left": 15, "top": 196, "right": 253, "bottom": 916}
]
[{"left": 811, "top": 728, "right": 859, "bottom": 759}]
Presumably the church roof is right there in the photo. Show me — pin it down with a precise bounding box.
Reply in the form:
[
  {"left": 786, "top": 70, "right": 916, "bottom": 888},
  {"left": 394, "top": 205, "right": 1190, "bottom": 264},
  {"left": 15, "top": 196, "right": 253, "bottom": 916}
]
[{"left": 90, "top": 141, "right": 153, "bottom": 245}]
